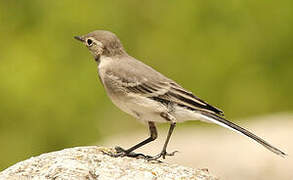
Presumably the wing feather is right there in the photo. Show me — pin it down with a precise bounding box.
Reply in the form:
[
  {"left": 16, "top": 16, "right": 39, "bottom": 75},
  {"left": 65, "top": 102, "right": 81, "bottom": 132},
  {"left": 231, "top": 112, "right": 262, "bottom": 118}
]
[
  {"left": 104, "top": 58, "right": 223, "bottom": 116},
  {"left": 114, "top": 76, "right": 224, "bottom": 116}
]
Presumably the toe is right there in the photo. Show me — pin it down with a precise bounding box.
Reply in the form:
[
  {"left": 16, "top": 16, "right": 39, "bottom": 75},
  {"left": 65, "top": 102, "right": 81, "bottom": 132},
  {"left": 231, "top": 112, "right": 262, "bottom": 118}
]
[
  {"left": 166, "top": 150, "right": 179, "bottom": 156},
  {"left": 114, "top": 146, "right": 125, "bottom": 153}
]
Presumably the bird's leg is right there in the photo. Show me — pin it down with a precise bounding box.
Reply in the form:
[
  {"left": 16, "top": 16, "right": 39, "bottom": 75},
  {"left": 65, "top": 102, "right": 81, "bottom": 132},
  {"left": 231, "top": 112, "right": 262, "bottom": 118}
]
[
  {"left": 104, "top": 121, "right": 158, "bottom": 158},
  {"left": 146, "top": 122, "right": 178, "bottom": 161}
]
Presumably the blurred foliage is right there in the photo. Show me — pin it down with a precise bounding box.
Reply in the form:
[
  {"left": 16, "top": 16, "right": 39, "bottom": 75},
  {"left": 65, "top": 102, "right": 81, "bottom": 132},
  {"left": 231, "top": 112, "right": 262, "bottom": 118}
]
[{"left": 0, "top": 0, "right": 292, "bottom": 170}]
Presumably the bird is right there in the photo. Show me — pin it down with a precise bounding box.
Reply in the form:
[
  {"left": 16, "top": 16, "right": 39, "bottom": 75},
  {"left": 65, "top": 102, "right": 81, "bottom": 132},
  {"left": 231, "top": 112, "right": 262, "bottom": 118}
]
[{"left": 74, "top": 30, "right": 286, "bottom": 160}]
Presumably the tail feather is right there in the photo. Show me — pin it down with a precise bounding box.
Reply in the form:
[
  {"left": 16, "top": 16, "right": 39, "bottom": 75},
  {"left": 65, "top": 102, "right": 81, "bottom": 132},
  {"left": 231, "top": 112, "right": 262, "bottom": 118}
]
[{"left": 200, "top": 112, "right": 287, "bottom": 157}]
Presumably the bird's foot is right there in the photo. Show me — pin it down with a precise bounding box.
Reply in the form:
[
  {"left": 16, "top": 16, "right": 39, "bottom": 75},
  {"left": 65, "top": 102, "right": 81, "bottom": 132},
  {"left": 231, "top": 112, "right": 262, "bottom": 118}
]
[
  {"left": 145, "top": 150, "right": 179, "bottom": 161},
  {"left": 103, "top": 146, "right": 178, "bottom": 162},
  {"left": 103, "top": 146, "right": 147, "bottom": 158}
]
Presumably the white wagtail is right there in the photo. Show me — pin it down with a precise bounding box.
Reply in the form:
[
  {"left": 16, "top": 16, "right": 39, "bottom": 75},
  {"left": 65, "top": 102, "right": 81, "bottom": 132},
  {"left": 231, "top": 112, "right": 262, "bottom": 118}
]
[{"left": 74, "top": 30, "right": 286, "bottom": 160}]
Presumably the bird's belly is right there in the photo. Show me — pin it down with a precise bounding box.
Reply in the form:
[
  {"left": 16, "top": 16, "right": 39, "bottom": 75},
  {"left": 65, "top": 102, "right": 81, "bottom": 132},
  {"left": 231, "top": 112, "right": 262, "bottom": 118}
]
[
  {"left": 103, "top": 81, "right": 206, "bottom": 123},
  {"left": 107, "top": 92, "right": 169, "bottom": 123}
]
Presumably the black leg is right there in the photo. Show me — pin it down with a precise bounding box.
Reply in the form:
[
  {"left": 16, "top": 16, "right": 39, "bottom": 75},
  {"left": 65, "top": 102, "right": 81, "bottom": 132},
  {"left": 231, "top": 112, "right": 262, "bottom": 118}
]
[
  {"left": 107, "top": 121, "right": 158, "bottom": 158},
  {"left": 161, "top": 122, "right": 176, "bottom": 158},
  {"left": 146, "top": 122, "right": 178, "bottom": 160}
]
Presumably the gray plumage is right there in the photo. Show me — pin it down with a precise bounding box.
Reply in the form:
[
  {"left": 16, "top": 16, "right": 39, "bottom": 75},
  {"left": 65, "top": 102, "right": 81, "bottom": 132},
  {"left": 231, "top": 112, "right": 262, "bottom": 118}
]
[{"left": 74, "top": 30, "right": 286, "bottom": 158}]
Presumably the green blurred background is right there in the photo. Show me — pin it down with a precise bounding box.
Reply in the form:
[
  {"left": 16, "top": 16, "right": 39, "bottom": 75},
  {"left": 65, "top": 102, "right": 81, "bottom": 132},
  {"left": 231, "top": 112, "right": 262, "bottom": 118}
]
[{"left": 0, "top": 0, "right": 292, "bottom": 170}]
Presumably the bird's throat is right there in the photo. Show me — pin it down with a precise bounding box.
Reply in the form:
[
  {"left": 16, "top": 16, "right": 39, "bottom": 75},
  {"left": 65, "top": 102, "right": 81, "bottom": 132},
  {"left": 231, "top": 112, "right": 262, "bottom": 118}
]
[{"left": 95, "top": 54, "right": 101, "bottom": 63}]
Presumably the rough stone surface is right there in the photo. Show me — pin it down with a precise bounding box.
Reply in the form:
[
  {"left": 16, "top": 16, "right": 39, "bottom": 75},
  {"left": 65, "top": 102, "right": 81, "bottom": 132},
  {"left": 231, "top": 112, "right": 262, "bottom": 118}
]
[{"left": 0, "top": 146, "right": 218, "bottom": 180}]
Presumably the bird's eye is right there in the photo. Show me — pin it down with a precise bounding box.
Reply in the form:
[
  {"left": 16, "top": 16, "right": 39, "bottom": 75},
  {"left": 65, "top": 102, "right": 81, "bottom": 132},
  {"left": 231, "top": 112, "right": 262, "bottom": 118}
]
[{"left": 87, "top": 39, "right": 93, "bottom": 46}]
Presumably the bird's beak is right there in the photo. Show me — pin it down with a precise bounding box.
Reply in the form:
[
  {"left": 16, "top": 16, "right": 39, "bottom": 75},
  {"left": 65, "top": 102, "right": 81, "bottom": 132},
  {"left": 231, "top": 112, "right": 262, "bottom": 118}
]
[{"left": 74, "top": 36, "right": 85, "bottom": 42}]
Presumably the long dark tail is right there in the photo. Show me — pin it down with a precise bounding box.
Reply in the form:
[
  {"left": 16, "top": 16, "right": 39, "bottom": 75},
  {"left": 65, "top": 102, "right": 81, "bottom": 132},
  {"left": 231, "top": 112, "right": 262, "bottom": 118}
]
[{"left": 200, "top": 112, "right": 287, "bottom": 157}]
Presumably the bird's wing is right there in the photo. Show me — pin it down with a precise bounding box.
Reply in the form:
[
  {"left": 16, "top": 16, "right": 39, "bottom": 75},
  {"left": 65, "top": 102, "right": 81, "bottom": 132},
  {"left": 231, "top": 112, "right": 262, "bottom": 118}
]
[
  {"left": 123, "top": 80, "right": 224, "bottom": 116},
  {"left": 105, "top": 58, "right": 224, "bottom": 116}
]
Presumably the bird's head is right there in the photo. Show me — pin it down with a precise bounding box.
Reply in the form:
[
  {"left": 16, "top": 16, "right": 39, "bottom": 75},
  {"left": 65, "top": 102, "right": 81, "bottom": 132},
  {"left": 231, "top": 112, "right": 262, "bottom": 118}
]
[{"left": 74, "top": 30, "right": 125, "bottom": 61}]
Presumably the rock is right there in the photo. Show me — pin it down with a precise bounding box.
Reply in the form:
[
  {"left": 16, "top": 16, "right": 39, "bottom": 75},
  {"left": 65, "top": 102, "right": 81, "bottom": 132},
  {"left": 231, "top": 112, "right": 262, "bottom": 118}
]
[{"left": 0, "top": 146, "right": 217, "bottom": 180}]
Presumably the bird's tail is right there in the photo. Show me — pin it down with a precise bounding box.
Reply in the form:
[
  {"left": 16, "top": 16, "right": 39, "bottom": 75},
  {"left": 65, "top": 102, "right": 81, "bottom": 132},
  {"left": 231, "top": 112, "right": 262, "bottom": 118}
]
[{"left": 199, "top": 112, "right": 287, "bottom": 157}]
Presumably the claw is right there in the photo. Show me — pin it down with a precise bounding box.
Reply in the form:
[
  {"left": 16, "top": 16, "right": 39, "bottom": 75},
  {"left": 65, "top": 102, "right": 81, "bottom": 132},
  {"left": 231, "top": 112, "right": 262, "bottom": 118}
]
[
  {"left": 101, "top": 146, "right": 127, "bottom": 157},
  {"left": 146, "top": 150, "right": 179, "bottom": 161},
  {"left": 103, "top": 146, "right": 149, "bottom": 158},
  {"left": 102, "top": 150, "right": 123, "bottom": 158},
  {"left": 114, "top": 146, "right": 127, "bottom": 154},
  {"left": 163, "top": 150, "right": 179, "bottom": 159}
]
